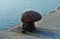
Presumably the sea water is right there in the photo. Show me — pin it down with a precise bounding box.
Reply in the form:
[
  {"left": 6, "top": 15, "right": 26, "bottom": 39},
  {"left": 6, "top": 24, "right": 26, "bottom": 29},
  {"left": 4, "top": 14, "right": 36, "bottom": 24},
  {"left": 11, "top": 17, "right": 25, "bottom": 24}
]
[{"left": 0, "top": 0, "right": 60, "bottom": 30}]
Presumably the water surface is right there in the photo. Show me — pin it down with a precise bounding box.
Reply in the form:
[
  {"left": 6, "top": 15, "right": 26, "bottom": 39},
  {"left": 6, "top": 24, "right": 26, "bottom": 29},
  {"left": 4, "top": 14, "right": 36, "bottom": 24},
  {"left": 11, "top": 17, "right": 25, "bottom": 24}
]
[{"left": 0, "top": 0, "right": 60, "bottom": 29}]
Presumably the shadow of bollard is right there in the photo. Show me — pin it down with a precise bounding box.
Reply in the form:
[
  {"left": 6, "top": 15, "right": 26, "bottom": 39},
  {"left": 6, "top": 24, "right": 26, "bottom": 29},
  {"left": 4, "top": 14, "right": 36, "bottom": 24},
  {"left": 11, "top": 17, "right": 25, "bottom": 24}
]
[{"left": 10, "top": 27, "right": 55, "bottom": 38}]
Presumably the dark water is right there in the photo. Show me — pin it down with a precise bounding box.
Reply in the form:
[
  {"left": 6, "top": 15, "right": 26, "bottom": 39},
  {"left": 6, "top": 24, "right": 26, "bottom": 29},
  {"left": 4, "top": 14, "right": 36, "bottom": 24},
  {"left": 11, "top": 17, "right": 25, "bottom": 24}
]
[{"left": 0, "top": 0, "right": 60, "bottom": 29}]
